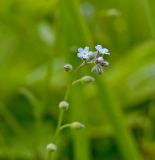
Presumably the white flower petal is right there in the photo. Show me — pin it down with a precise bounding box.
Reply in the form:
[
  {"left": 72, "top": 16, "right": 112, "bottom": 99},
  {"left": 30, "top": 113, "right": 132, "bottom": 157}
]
[
  {"left": 95, "top": 45, "right": 102, "bottom": 51},
  {"left": 100, "top": 49, "right": 106, "bottom": 54},
  {"left": 83, "top": 54, "right": 89, "bottom": 59},
  {"left": 77, "top": 52, "right": 83, "bottom": 58},
  {"left": 84, "top": 46, "right": 89, "bottom": 52},
  {"left": 103, "top": 48, "right": 109, "bottom": 53},
  {"left": 105, "top": 52, "right": 110, "bottom": 55}
]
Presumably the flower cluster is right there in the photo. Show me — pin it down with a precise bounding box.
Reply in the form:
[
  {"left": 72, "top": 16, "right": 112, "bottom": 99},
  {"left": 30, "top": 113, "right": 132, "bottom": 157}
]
[{"left": 77, "top": 44, "right": 110, "bottom": 75}]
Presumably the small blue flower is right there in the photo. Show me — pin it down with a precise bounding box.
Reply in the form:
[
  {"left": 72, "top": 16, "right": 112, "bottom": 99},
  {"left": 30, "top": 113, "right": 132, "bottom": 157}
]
[
  {"left": 77, "top": 46, "right": 92, "bottom": 60},
  {"left": 95, "top": 45, "right": 110, "bottom": 55}
]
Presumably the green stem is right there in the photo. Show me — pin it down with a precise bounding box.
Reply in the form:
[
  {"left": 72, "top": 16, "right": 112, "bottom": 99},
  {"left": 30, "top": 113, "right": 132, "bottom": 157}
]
[
  {"left": 72, "top": 79, "right": 81, "bottom": 85},
  {"left": 53, "top": 109, "right": 64, "bottom": 142},
  {"left": 75, "top": 61, "right": 87, "bottom": 72},
  {"left": 51, "top": 81, "right": 72, "bottom": 142},
  {"left": 48, "top": 84, "right": 72, "bottom": 160},
  {"left": 48, "top": 110, "right": 64, "bottom": 160},
  {"left": 60, "top": 124, "right": 71, "bottom": 131},
  {"left": 52, "top": 79, "right": 72, "bottom": 142},
  {"left": 64, "top": 85, "right": 71, "bottom": 101},
  {"left": 47, "top": 151, "right": 52, "bottom": 160}
]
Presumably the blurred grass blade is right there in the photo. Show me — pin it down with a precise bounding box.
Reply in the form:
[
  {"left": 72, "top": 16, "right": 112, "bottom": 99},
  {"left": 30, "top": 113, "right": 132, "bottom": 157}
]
[
  {"left": 142, "top": 0, "right": 155, "bottom": 38},
  {"left": 0, "top": 103, "right": 23, "bottom": 135},
  {"left": 96, "top": 77, "right": 142, "bottom": 160}
]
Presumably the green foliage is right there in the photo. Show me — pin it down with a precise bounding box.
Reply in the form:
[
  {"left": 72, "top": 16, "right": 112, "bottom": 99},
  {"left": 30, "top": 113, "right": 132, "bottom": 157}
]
[{"left": 0, "top": 0, "right": 155, "bottom": 159}]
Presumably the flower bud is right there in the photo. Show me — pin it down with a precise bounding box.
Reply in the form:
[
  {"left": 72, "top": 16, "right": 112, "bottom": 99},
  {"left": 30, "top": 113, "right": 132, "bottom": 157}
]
[
  {"left": 64, "top": 64, "right": 73, "bottom": 72},
  {"left": 70, "top": 122, "right": 85, "bottom": 129},
  {"left": 46, "top": 143, "right": 57, "bottom": 152},
  {"left": 100, "top": 61, "right": 109, "bottom": 67},
  {"left": 59, "top": 101, "right": 69, "bottom": 110},
  {"left": 80, "top": 75, "right": 95, "bottom": 84},
  {"left": 91, "top": 65, "right": 103, "bottom": 75},
  {"left": 96, "top": 57, "right": 104, "bottom": 63}
]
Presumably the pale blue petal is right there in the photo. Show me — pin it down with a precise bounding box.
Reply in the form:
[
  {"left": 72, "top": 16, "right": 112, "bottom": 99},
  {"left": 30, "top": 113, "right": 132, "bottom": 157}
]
[
  {"left": 78, "top": 48, "right": 83, "bottom": 53},
  {"left": 88, "top": 51, "right": 93, "bottom": 56}
]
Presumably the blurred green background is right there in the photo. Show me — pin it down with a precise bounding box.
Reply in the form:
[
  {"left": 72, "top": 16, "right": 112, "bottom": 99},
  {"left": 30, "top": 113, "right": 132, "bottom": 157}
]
[{"left": 0, "top": 0, "right": 155, "bottom": 159}]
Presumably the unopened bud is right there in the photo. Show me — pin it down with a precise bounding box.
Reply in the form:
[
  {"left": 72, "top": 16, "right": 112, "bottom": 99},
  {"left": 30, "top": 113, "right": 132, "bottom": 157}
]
[
  {"left": 70, "top": 122, "right": 85, "bottom": 129},
  {"left": 46, "top": 143, "right": 57, "bottom": 152},
  {"left": 100, "top": 61, "right": 109, "bottom": 67},
  {"left": 64, "top": 64, "right": 73, "bottom": 72},
  {"left": 96, "top": 57, "right": 104, "bottom": 63},
  {"left": 91, "top": 65, "right": 103, "bottom": 75},
  {"left": 80, "top": 75, "right": 95, "bottom": 84},
  {"left": 59, "top": 101, "right": 69, "bottom": 110}
]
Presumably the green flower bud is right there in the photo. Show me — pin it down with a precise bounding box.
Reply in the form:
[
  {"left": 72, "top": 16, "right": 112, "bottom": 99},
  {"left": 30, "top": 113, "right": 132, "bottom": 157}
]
[
  {"left": 64, "top": 64, "right": 73, "bottom": 72},
  {"left": 70, "top": 122, "right": 85, "bottom": 129},
  {"left": 59, "top": 101, "right": 69, "bottom": 110},
  {"left": 80, "top": 75, "right": 95, "bottom": 84},
  {"left": 46, "top": 143, "right": 57, "bottom": 152}
]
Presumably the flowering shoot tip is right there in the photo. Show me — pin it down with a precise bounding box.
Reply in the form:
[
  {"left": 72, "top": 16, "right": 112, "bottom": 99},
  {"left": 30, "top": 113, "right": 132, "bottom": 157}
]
[{"left": 75, "top": 44, "right": 110, "bottom": 74}]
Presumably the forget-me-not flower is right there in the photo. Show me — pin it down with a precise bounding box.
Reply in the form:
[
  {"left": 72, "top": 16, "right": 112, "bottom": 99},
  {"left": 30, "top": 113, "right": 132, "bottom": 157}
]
[
  {"left": 95, "top": 45, "right": 110, "bottom": 55},
  {"left": 77, "top": 46, "right": 92, "bottom": 60}
]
